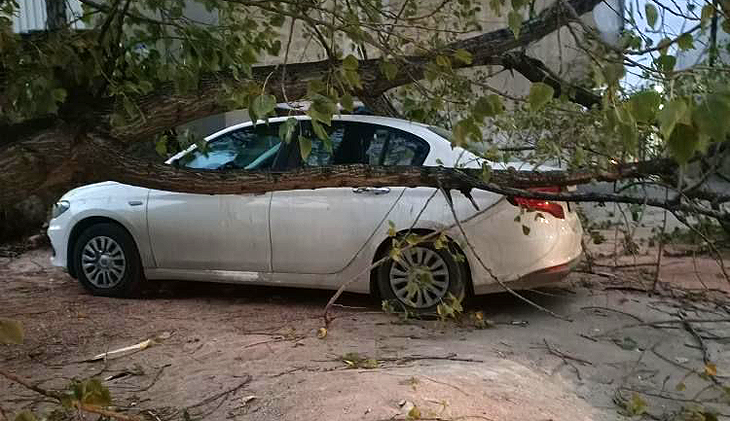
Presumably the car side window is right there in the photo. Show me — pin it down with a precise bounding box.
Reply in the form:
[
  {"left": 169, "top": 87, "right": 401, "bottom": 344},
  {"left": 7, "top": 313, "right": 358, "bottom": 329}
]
[
  {"left": 381, "top": 129, "right": 429, "bottom": 166},
  {"left": 301, "top": 122, "right": 347, "bottom": 167},
  {"left": 288, "top": 121, "right": 430, "bottom": 168},
  {"left": 181, "top": 125, "right": 282, "bottom": 170},
  {"left": 352, "top": 123, "right": 429, "bottom": 166}
]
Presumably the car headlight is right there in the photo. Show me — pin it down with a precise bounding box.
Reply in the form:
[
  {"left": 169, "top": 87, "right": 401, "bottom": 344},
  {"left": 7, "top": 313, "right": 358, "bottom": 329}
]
[{"left": 51, "top": 200, "right": 70, "bottom": 219}]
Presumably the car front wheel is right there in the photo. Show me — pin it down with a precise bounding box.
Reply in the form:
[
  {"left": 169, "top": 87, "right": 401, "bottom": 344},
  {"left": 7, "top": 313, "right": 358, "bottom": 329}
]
[{"left": 73, "top": 223, "right": 143, "bottom": 297}]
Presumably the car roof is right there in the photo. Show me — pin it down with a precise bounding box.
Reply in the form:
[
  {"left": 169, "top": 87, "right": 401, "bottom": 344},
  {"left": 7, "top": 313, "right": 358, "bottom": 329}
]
[{"left": 203, "top": 114, "right": 431, "bottom": 141}]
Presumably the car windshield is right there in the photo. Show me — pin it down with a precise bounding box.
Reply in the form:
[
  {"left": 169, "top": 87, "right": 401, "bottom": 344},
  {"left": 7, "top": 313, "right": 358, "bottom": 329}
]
[{"left": 179, "top": 126, "right": 282, "bottom": 170}]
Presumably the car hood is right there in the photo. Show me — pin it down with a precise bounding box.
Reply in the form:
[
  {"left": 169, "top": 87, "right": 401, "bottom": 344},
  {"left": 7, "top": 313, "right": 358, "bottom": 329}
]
[{"left": 60, "top": 181, "right": 132, "bottom": 201}]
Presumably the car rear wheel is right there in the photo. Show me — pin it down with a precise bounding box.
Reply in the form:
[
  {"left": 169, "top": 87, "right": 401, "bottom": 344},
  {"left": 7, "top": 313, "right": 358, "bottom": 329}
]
[
  {"left": 73, "top": 223, "right": 143, "bottom": 297},
  {"left": 376, "top": 240, "right": 466, "bottom": 313}
]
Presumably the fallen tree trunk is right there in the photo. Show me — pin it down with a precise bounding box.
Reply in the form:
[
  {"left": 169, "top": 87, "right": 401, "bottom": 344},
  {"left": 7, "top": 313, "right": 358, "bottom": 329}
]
[{"left": 2, "top": 127, "right": 726, "bottom": 223}]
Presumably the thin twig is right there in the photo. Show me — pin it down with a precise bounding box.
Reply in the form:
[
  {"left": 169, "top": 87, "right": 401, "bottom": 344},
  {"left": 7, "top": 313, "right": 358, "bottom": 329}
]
[
  {"left": 185, "top": 376, "right": 252, "bottom": 411},
  {"left": 653, "top": 188, "right": 669, "bottom": 291},
  {"left": 542, "top": 339, "right": 593, "bottom": 366},
  {"left": 681, "top": 316, "right": 712, "bottom": 366},
  {"left": 0, "top": 369, "right": 141, "bottom": 421},
  {"left": 580, "top": 306, "right": 644, "bottom": 323}
]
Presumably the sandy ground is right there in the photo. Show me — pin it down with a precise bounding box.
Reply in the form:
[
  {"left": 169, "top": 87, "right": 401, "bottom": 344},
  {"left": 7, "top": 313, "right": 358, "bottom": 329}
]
[{"left": 1, "top": 239, "right": 730, "bottom": 421}]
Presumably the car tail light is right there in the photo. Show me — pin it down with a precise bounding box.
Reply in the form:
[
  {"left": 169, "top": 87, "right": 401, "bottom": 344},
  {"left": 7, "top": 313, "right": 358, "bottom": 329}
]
[{"left": 507, "top": 186, "right": 565, "bottom": 219}]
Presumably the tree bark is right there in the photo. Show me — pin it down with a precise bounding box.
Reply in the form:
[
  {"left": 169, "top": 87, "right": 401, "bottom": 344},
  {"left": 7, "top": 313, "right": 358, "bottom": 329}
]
[
  {"left": 46, "top": 0, "right": 67, "bottom": 31},
  {"left": 498, "top": 52, "right": 602, "bottom": 108},
  {"left": 0, "top": 125, "right": 674, "bottom": 199}
]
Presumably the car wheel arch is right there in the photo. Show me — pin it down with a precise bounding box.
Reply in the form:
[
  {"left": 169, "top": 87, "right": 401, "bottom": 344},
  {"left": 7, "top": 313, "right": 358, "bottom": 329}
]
[
  {"left": 369, "top": 228, "right": 473, "bottom": 300},
  {"left": 66, "top": 216, "right": 139, "bottom": 278}
]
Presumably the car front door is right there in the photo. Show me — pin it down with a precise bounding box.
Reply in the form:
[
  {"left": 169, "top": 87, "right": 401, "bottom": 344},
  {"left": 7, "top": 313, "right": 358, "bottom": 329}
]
[
  {"left": 147, "top": 124, "right": 283, "bottom": 272},
  {"left": 269, "top": 121, "right": 430, "bottom": 274}
]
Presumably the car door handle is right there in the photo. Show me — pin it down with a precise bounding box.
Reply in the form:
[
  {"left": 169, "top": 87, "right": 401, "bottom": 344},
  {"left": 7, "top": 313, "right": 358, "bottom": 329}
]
[{"left": 352, "top": 187, "right": 391, "bottom": 195}]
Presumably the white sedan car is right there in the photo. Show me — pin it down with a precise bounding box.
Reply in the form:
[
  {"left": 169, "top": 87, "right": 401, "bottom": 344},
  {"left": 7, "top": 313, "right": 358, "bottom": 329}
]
[{"left": 48, "top": 115, "right": 582, "bottom": 311}]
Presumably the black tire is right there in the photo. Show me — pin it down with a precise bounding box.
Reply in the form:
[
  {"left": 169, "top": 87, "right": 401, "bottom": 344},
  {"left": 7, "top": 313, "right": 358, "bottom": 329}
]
[
  {"left": 72, "top": 223, "right": 144, "bottom": 297},
  {"left": 376, "top": 239, "right": 467, "bottom": 313}
]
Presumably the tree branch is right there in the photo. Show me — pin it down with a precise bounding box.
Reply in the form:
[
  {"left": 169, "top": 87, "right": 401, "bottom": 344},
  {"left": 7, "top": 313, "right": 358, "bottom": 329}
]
[
  {"left": 498, "top": 52, "right": 602, "bottom": 108},
  {"left": 5, "top": 0, "right": 603, "bottom": 143}
]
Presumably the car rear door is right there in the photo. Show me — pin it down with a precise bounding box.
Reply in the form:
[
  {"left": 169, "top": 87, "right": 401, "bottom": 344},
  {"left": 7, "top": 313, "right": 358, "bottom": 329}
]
[
  {"left": 269, "top": 121, "right": 430, "bottom": 274},
  {"left": 147, "top": 124, "right": 283, "bottom": 272}
]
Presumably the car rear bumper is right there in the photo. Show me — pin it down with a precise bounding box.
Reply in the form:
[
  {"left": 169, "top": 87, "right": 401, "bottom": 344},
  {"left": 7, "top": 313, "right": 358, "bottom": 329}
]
[
  {"left": 459, "top": 198, "right": 583, "bottom": 293},
  {"left": 473, "top": 254, "right": 581, "bottom": 295}
]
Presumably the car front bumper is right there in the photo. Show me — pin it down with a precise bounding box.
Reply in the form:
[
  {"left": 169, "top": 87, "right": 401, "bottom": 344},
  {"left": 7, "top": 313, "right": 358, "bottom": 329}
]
[{"left": 47, "top": 215, "right": 71, "bottom": 271}]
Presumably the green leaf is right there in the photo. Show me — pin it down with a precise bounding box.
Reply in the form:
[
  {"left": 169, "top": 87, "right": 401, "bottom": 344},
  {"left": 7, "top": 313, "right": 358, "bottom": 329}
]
[
  {"left": 508, "top": 10, "right": 522, "bottom": 38},
  {"left": 435, "top": 55, "right": 451, "bottom": 68},
  {"left": 655, "top": 55, "right": 676, "bottom": 75},
  {"left": 473, "top": 95, "right": 503, "bottom": 119},
  {"left": 51, "top": 88, "right": 67, "bottom": 103},
  {"left": 677, "top": 33, "right": 694, "bottom": 50},
  {"left": 528, "top": 82, "right": 554, "bottom": 111},
  {"left": 481, "top": 162, "right": 492, "bottom": 183},
  {"left": 668, "top": 123, "right": 699, "bottom": 164},
  {"left": 629, "top": 91, "right": 661, "bottom": 122},
  {"left": 657, "top": 37, "right": 672, "bottom": 55},
  {"left": 407, "top": 405, "right": 421, "bottom": 419},
  {"left": 645, "top": 4, "right": 658, "bottom": 28},
  {"left": 453, "top": 49, "right": 473, "bottom": 64},
  {"left": 692, "top": 94, "right": 730, "bottom": 142},
  {"left": 658, "top": 98, "right": 688, "bottom": 139},
  {"left": 298, "top": 135, "right": 312, "bottom": 161},
  {"left": 307, "top": 80, "right": 326, "bottom": 95},
  {"left": 80, "top": 378, "right": 111, "bottom": 405},
  {"left": 387, "top": 220, "right": 396, "bottom": 237},
  {"left": 340, "top": 94, "right": 354, "bottom": 112},
  {"left": 616, "top": 104, "right": 637, "bottom": 148},
  {"left": 270, "top": 13, "right": 286, "bottom": 27},
  {"left": 251, "top": 94, "right": 276, "bottom": 121},
  {"left": 311, "top": 119, "right": 329, "bottom": 141},
  {"left": 627, "top": 393, "right": 647, "bottom": 415},
  {"left": 307, "top": 94, "right": 337, "bottom": 125},
  {"left": 342, "top": 54, "right": 359, "bottom": 71},
  {"left": 452, "top": 118, "right": 481, "bottom": 146},
  {"left": 614, "top": 336, "right": 637, "bottom": 350},
  {"left": 701, "top": 4, "right": 714, "bottom": 27},
  {"left": 122, "top": 96, "right": 136, "bottom": 117},
  {"left": 278, "top": 117, "right": 298, "bottom": 143},
  {"left": 0, "top": 318, "right": 24, "bottom": 344},
  {"left": 379, "top": 60, "right": 398, "bottom": 80},
  {"left": 155, "top": 138, "right": 167, "bottom": 157},
  {"left": 603, "top": 62, "right": 625, "bottom": 84}
]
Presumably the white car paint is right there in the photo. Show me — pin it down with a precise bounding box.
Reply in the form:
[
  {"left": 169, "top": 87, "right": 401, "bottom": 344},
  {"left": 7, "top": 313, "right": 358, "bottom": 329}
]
[{"left": 48, "top": 115, "right": 583, "bottom": 295}]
